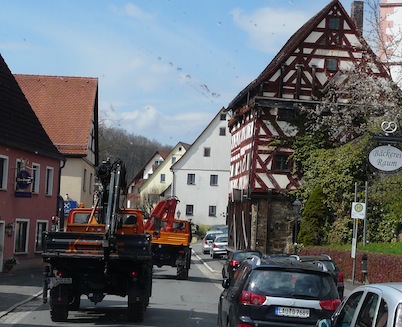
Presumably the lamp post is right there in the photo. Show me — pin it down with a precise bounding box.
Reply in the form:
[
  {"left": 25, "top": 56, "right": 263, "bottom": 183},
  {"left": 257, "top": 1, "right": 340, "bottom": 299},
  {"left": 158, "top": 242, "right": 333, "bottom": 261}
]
[{"left": 292, "top": 198, "right": 302, "bottom": 252}]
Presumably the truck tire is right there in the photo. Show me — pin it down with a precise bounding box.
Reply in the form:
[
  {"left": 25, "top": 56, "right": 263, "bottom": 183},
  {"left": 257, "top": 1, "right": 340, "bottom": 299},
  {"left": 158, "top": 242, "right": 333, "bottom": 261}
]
[
  {"left": 50, "top": 305, "right": 68, "bottom": 322},
  {"left": 68, "top": 292, "right": 81, "bottom": 311},
  {"left": 127, "top": 283, "right": 145, "bottom": 322},
  {"left": 128, "top": 298, "right": 145, "bottom": 322}
]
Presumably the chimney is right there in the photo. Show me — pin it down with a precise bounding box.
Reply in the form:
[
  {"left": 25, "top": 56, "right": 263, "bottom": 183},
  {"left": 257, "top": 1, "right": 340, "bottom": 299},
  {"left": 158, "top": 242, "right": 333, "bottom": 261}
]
[{"left": 351, "top": 1, "right": 364, "bottom": 33}]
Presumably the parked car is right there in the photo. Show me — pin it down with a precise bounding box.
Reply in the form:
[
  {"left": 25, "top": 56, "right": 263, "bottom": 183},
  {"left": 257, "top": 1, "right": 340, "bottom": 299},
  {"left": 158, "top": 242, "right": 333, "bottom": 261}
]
[
  {"left": 210, "top": 234, "right": 228, "bottom": 258},
  {"left": 316, "top": 283, "right": 402, "bottom": 327},
  {"left": 290, "top": 254, "right": 345, "bottom": 298},
  {"left": 202, "top": 230, "right": 223, "bottom": 254},
  {"left": 218, "top": 256, "right": 341, "bottom": 327},
  {"left": 222, "top": 249, "right": 262, "bottom": 283},
  {"left": 211, "top": 224, "right": 228, "bottom": 234}
]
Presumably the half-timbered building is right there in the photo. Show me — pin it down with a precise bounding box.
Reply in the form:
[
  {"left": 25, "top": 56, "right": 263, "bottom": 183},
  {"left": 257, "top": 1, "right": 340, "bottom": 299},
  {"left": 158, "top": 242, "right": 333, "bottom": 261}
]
[{"left": 225, "top": 0, "right": 389, "bottom": 253}]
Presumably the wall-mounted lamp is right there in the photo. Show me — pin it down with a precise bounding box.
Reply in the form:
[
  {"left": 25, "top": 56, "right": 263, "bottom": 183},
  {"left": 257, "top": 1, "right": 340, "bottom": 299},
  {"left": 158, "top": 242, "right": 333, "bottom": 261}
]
[{"left": 5, "top": 223, "right": 14, "bottom": 237}]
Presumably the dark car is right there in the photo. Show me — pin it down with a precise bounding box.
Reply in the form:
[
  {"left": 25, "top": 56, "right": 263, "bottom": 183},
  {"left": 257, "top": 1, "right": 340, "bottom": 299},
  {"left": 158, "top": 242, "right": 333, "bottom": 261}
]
[
  {"left": 222, "top": 249, "right": 262, "bottom": 283},
  {"left": 289, "top": 254, "right": 345, "bottom": 298},
  {"left": 218, "top": 256, "right": 341, "bottom": 327}
]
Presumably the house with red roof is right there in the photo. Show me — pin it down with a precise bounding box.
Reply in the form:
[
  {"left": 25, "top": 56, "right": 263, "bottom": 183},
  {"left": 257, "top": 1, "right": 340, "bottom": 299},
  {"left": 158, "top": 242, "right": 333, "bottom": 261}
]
[
  {"left": 0, "top": 54, "right": 64, "bottom": 271},
  {"left": 15, "top": 74, "right": 99, "bottom": 210}
]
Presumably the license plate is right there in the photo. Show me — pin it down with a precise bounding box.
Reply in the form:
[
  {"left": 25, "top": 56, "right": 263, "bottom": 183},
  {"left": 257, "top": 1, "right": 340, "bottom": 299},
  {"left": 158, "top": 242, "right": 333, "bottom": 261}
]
[
  {"left": 48, "top": 277, "right": 72, "bottom": 288},
  {"left": 275, "top": 307, "right": 310, "bottom": 318}
]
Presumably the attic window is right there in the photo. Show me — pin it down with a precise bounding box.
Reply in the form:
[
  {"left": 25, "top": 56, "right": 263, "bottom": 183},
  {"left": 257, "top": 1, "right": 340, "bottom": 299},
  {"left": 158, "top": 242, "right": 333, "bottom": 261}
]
[
  {"left": 326, "top": 58, "right": 338, "bottom": 72},
  {"left": 329, "top": 17, "right": 341, "bottom": 30},
  {"left": 220, "top": 113, "right": 226, "bottom": 121}
]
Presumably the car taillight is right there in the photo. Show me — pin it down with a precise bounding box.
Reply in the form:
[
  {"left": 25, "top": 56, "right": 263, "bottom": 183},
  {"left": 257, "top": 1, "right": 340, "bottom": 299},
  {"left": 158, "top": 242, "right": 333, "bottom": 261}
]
[
  {"left": 237, "top": 324, "right": 252, "bottom": 327},
  {"left": 240, "top": 291, "right": 266, "bottom": 305},
  {"left": 337, "top": 272, "right": 344, "bottom": 283},
  {"left": 214, "top": 243, "right": 219, "bottom": 248},
  {"left": 320, "top": 299, "right": 341, "bottom": 311},
  {"left": 229, "top": 260, "right": 241, "bottom": 267}
]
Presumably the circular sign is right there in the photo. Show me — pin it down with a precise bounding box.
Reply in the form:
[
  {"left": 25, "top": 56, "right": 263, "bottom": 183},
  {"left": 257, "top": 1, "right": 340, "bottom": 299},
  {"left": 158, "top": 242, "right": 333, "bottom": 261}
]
[
  {"left": 16, "top": 170, "right": 32, "bottom": 189},
  {"left": 381, "top": 121, "right": 398, "bottom": 134},
  {"left": 369, "top": 145, "right": 402, "bottom": 172}
]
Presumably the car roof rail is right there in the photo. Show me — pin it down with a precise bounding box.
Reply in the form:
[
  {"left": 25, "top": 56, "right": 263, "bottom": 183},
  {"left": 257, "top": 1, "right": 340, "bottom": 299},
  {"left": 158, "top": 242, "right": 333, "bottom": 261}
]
[{"left": 311, "top": 260, "right": 329, "bottom": 271}]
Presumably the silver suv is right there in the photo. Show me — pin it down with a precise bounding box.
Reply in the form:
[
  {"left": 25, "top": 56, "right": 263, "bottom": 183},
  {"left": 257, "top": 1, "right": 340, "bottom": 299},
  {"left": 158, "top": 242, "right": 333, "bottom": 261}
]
[{"left": 218, "top": 256, "right": 341, "bottom": 327}]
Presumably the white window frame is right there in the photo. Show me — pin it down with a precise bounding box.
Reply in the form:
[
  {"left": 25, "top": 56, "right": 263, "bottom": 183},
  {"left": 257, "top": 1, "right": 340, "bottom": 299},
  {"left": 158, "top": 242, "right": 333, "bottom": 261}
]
[
  {"left": 45, "top": 166, "right": 54, "bottom": 196},
  {"left": 160, "top": 174, "right": 166, "bottom": 183},
  {"left": 31, "top": 163, "right": 40, "bottom": 194},
  {"left": 209, "top": 206, "right": 217, "bottom": 217},
  {"left": 0, "top": 155, "right": 9, "bottom": 190},
  {"left": 14, "top": 218, "right": 30, "bottom": 254},
  {"left": 35, "top": 220, "right": 48, "bottom": 253}
]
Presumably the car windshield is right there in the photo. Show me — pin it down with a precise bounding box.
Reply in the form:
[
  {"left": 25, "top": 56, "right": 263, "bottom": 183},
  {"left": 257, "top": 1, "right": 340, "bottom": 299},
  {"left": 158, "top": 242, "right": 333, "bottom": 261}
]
[
  {"left": 245, "top": 269, "right": 338, "bottom": 300},
  {"left": 205, "top": 233, "right": 219, "bottom": 241},
  {"left": 215, "top": 236, "right": 228, "bottom": 243}
]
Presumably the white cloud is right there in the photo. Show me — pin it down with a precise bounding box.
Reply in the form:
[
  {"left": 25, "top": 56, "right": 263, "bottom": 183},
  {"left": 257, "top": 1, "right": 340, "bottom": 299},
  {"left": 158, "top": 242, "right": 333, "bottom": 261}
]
[
  {"left": 112, "top": 3, "right": 154, "bottom": 20},
  {"left": 231, "top": 7, "right": 310, "bottom": 54}
]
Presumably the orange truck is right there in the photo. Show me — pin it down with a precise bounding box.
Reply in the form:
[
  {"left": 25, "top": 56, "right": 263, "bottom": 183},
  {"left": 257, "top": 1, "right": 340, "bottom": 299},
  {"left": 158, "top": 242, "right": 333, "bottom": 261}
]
[
  {"left": 42, "top": 159, "right": 153, "bottom": 323},
  {"left": 144, "top": 197, "right": 192, "bottom": 279}
]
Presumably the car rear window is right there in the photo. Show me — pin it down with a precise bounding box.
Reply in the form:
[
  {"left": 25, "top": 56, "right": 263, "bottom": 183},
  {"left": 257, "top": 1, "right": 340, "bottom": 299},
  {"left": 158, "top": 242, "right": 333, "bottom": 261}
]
[
  {"left": 215, "top": 236, "right": 228, "bottom": 242},
  {"left": 245, "top": 269, "right": 338, "bottom": 300},
  {"left": 234, "top": 252, "right": 261, "bottom": 261},
  {"left": 205, "top": 233, "right": 219, "bottom": 241}
]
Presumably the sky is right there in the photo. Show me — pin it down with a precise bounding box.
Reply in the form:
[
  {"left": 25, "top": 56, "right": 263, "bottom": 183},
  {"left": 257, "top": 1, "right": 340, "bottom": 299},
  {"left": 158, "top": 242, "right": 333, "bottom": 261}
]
[{"left": 0, "top": 0, "right": 356, "bottom": 146}]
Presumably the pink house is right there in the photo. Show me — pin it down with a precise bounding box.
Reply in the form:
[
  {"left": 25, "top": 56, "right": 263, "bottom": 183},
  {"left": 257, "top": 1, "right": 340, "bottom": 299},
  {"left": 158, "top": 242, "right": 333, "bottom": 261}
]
[{"left": 0, "top": 54, "right": 64, "bottom": 272}]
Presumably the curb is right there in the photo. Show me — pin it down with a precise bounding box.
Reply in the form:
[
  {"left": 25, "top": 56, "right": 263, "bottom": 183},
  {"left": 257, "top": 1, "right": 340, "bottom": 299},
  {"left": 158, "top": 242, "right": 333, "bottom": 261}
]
[{"left": 0, "top": 289, "right": 43, "bottom": 319}]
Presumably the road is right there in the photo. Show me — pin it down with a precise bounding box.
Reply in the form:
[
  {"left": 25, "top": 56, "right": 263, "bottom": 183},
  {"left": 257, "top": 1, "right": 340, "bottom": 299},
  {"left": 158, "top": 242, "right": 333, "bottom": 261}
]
[
  {"left": 0, "top": 241, "right": 224, "bottom": 327},
  {"left": 0, "top": 242, "right": 355, "bottom": 326}
]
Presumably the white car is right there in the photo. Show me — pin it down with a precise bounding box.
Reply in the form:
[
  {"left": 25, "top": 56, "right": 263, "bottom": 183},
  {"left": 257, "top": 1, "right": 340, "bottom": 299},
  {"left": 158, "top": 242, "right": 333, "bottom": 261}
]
[
  {"left": 317, "top": 283, "right": 402, "bottom": 327},
  {"left": 210, "top": 234, "right": 228, "bottom": 258},
  {"left": 202, "top": 230, "right": 223, "bottom": 254}
]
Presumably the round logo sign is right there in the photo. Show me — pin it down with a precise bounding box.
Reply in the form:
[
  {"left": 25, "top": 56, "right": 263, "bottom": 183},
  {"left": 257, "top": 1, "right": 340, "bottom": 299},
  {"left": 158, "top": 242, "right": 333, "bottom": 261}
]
[
  {"left": 369, "top": 145, "right": 402, "bottom": 172},
  {"left": 16, "top": 170, "right": 32, "bottom": 189}
]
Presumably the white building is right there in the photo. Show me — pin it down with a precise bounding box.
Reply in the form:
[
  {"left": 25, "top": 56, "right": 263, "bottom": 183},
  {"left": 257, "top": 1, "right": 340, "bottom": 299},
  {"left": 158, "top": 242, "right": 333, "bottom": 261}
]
[
  {"left": 379, "top": 0, "right": 402, "bottom": 86},
  {"left": 171, "top": 108, "right": 231, "bottom": 226}
]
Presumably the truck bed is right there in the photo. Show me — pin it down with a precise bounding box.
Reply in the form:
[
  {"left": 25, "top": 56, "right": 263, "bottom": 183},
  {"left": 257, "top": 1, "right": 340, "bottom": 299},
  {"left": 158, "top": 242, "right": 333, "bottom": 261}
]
[{"left": 42, "top": 231, "right": 152, "bottom": 261}]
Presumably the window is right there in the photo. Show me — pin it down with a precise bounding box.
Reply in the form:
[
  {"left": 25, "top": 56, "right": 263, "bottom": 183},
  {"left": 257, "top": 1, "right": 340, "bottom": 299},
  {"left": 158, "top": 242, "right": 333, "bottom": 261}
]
[
  {"left": 329, "top": 17, "right": 340, "bottom": 30},
  {"left": 220, "top": 113, "right": 226, "bottom": 121},
  {"left": 334, "top": 291, "right": 363, "bottom": 327},
  {"left": 326, "top": 58, "right": 338, "bottom": 72},
  {"left": 186, "top": 204, "right": 194, "bottom": 216},
  {"left": 83, "top": 168, "right": 87, "bottom": 192},
  {"left": 89, "top": 173, "right": 93, "bottom": 194},
  {"left": 219, "top": 127, "right": 226, "bottom": 136},
  {"left": 31, "top": 163, "right": 40, "bottom": 193},
  {"left": 160, "top": 174, "right": 166, "bottom": 183},
  {"left": 187, "top": 173, "right": 195, "bottom": 185},
  {"left": 273, "top": 155, "right": 291, "bottom": 172},
  {"left": 14, "top": 219, "right": 29, "bottom": 253},
  {"left": 210, "top": 175, "right": 218, "bottom": 186},
  {"left": 355, "top": 292, "right": 379, "bottom": 327},
  {"left": 204, "top": 147, "right": 211, "bottom": 157},
  {"left": 172, "top": 156, "right": 177, "bottom": 164},
  {"left": 0, "top": 155, "right": 8, "bottom": 190},
  {"left": 45, "top": 167, "right": 54, "bottom": 195},
  {"left": 209, "top": 206, "right": 216, "bottom": 217},
  {"left": 35, "top": 220, "right": 48, "bottom": 252}
]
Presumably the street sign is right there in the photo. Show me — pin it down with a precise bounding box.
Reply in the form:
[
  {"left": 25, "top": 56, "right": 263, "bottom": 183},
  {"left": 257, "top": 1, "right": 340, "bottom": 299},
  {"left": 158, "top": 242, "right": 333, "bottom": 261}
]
[{"left": 351, "top": 202, "right": 365, "bottom": 219}]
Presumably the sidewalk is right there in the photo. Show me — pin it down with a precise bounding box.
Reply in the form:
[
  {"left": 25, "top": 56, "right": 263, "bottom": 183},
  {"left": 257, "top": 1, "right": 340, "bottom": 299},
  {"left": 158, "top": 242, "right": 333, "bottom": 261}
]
[{"left": 0, "top": 266, "right": 44, "bottom": 318}]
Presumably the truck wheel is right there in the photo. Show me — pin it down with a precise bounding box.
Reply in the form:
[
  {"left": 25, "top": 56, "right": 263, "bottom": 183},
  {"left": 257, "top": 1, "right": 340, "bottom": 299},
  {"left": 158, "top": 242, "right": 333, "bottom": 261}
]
[
  {"left": 68, "top": 293, "right": 81, "bottom": 311},
  {"left": 128, "top": 299, "right": 145, "bottom": 322},
  {"left": 176, "top": 266, "right": 189, "bottom": 280},
  {"left": 50, "top": 305, "right": 68, "bottom": 322}
]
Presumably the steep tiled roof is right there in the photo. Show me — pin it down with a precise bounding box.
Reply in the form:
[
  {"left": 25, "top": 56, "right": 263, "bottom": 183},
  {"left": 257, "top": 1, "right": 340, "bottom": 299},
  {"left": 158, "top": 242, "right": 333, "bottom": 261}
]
[
  {"left": 14, "top": 74, "right": 98, "bottom": 156},
  {"left": 0, "top": 54, "right": 62, "bottom": 160}
]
